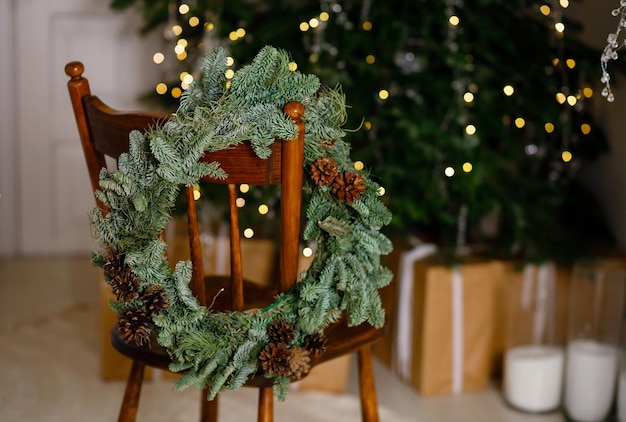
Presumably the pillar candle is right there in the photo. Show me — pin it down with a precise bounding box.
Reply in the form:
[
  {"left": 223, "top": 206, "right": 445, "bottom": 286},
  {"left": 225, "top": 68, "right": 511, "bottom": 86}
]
[
  {"left": 564, "top": 340, "right": 618, "bottom": 422},
  {"left": 504, "top": 345, "right": 564, "bottom": 412}
]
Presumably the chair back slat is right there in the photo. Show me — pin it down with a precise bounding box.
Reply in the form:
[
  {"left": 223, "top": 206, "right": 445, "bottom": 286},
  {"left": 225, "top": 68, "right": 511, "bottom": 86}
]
[{"left": 66, "top": 61, "right": 304, "bottom": 311}]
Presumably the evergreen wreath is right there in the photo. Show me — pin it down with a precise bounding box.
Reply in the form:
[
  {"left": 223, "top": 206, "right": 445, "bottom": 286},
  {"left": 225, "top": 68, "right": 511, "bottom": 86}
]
[{"left": 90, "top": 46, "right": 393, "bottom": 400}]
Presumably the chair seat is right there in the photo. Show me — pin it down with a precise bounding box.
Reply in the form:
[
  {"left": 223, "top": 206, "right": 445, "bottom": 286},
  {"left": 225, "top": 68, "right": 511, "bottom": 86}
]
[{"left": 110, "top": 276, "right": 385, "bottom": 387}]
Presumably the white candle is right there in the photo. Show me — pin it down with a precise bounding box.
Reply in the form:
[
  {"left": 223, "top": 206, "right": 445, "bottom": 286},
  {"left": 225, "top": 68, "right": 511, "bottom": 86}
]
[
  {"left": 564, "top": 340, "right": 618, "bottom": 422},
  {"left": 504, "top": 345, "right": 564, "bottom": 412}
]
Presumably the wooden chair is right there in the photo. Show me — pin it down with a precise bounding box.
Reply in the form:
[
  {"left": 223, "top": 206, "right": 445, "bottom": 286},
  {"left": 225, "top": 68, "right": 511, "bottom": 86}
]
[{"left": 65, "top": 61, "right": 384, "bottom": 422}]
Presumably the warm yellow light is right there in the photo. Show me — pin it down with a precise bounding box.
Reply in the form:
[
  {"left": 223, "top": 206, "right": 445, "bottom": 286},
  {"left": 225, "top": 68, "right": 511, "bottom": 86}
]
[
  {"left": 364, "top": 121, "right": 372, "bottom": 130},
  {"left": 189, "top": 16, "right": 200, "bottom": 27},
  {"left": 583, "top": 87, "right": 593, "bottom": 98},
  {"left": 562, "top": 151, "right": 572, "bottom": 162},
  {"left": 153, "top": 52, "right": 165, "bottom": 64},
  {"left": 300, "top": 22, "right": 310, "bottom": 31},
  {"left": 239, "top": 184, "right": 250, "bottom": 193},
  {"left": 179, "top": 71, "right": 189, "bottom": 81},
  {"left": 302, "top": 247, "right": 313, "bottom": 258},
  {"left": 560, "top": 0, "right": 569, "bottom": 8},
  {"left": 556, "top": 93, "right": 566, "bottom": 104},
  {"left": 449, "top": 16, "right": 460, "bottom": 26},
  {"left": 179, "top": 4, "right": 190, "bottom": 14},
  {"left": 226, "top": 56, "right": 234, "bottom": 66},
  {"left": 465, "top": 125, "right": 477, "bottom": 135},
  {"left": 444, "top": 167, "right": 455, "bottom": 177},
  {"left": 176, "top": 51, "right": 188, "bottom": 61},
  {"left": 243, "top": 228, "right": 254, "bottom": 239},
  {"left": 156, "top": 83, "right": 167, "bottom": 95},
  {"left": 172, "top": 25, "right": 183, "bottom": 36},
  {"left": 377, "top": 186, "right": 386, "bottom": 196},
  {"left": 503, "top": 85, "right": 515, "bottom": 96},
  {"left": 229, "top": 31, "right": 238, "bottom": 41},
  {"left": 178, "top": 39, "right": 188, "bottom": 48},
  {"left": 354, "top": 161, "right": 364, "bottom": 171},
  {"left": 193, "top": 189, "right": 201, "bottom": 200},
  {"left": 462, "top": 162, "right": 473, "bottom": 173},
  {"left": 378, "top": 90, "right": 389, "bottom": 100},
  {"left": 171, "top": 87, "right": 182, "bottom": 98},
  {"left": 552, "top": 58, "right": 560, "bottom": 66},
  {"left": 258, "top": 204, "right": 269, "bottom": 215},
  {"left": 463, "top": 92, "right": 474, "bottom": 103},
  {"left": 515, "top": 117, "right": 526, "bottom": 128},
  {"left": 555, "top": 22, "right": 565, "bottom": 33},
  {"left": 288, "top": 62, "right": 298, "bottom": 71},
  {"left": 320, "top": 12, "right": 330, "bottom": 21},
  {"left": 581, "top": 123, "right": 591, "bottom": 135},
  {"left": 236, "top": 198, "right": 246, "bottom": 208},
  {"left": 567, "top": 95, "right": 577, "bottom": 106},
  {"left": 236, "top": 28, "right": 246, "bottom": 37},
  {"left": 362, "top": 21, "right": 373, "bottom": 31},
  {"left": 566, "top": 59, "right": 576, "bottom": 69},
  {"left": 225, "top": 69, "right": 235, "bottom": 79},
  {"left": 205, "top": 22, "right": 215, "bottom": 31},
  {"left": 366, "top": 55, "right": 375, "bottom": 64},
  {"left": 182, "top": 74, "right": 193, "bottom": 85},
  {"left": 545, "top": 122, "right": 555, "bottom": 133},
  {"left": 174, "top": 44, "right": 185, "bottom": 54},
  {"left": 310, "top": 18, "right": 320, "bottom": 28},
  {"left": 540, "top": 5, "right": 551, "bottom": 15}
]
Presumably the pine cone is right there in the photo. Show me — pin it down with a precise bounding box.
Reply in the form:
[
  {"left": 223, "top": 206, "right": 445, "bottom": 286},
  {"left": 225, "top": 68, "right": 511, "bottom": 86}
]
[
  {"left": 309, "top": 157, "right": 339, "bottom": 186},
  {"left": 288, "top": 347, "right": 311, "bottom": 380},
  {"left": 304, "top": 333, "right": 328, "bottom": 358},
  {"left": 102, "top": 252, "right": 125, "bottom": 279},
  {"left": 259, "top": 343, "right": 292, "bottom": 376},
  {"left": 109, "top": 269, "right": 141, "bottom": 303},
  {"left": 267, "top": 319, "right": 296, "bottom": 345},
  {"left": 142, "top": 285, "right": 169, "bottom": 317},
  {"left": 320, "top": 139, "right": 335, "bottom": 149},
  {"left": 118, "top": 308, "right": 151, "bottom": 346},
  {"left": 103, "top": 252, "right": 140, "bottom": 303},
  {"left": 331, "top": 171, "right": 366, "bottom": 203}
]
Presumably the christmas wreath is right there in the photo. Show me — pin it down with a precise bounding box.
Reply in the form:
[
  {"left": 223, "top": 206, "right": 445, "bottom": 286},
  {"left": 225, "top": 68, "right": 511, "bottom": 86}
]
[{"left": 90, "top": 46, "right": 393, "bottom": 399}]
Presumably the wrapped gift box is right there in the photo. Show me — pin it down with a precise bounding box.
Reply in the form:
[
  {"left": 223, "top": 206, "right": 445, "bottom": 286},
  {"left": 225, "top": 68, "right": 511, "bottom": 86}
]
[{"left": 373, "top": 243, "right": 499, "bottom": 395}]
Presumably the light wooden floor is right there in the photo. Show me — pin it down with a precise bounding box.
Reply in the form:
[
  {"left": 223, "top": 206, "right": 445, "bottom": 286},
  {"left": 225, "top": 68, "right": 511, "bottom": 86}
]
[{"left": 0, "top": 256, "right": 566, "bottom": 421}]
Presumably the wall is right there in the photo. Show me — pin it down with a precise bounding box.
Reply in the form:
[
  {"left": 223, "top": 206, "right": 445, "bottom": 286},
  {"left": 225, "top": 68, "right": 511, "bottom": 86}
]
[{"left": 569, "top": 0, "right": 626, "bottom": 251}]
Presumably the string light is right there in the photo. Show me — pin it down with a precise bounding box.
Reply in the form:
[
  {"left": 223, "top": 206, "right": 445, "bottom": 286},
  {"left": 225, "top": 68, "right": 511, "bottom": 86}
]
[
  {"left": 354, "top": 161, "right": 364, "bottom": 171},
  {"left": 601, "top": 2, "right": 626, "bottom": 102},
  {"left": 366, "top": 55, "right": 375, "bottom": 64},
  {"left": 503, "top": 85, "right": 515, "bottom": 96},
  {"left": 462, "top": 162, "right": 473, "bottom": 172},
  {"left": 444, "top": 167, "right": 455, "bottom": 177},
  {"left": 192, "top": 185, "right": 201, "bottom": 200},
  {"left": 302, "top": 247, "right": 313, "bottom": 258},
  {"left": 378, "top": 90, "right": 389, "bottom": 100},
  {"left": 362, "top": 21, "right": 373, "bottom": 31},
  {"left": 178, "top": 4, "right": 189, "bottom": 14},
  {"left": 236, "top": 198, "right": 245, "bottom": 207},
  {"left": 239, "top": 184, "right": 250, "bottom": 193},
  {"left": 156, "top": 83, "right": 167, "bottom": 95},
  {"left": 377, "top": 186, "right": 386, "bottom": 196},
  {"left": 545, "top": 122, "right": 555, "bottom": 133},
  {"left": 153, "top": 52, "right": 165, "bottom": 64},
  {"left": 581, "top": 123, "right": 591, "bottom": 135},
  {"left": 258, "top": 204, "right": 269, "bottom": 215},
  {"left": 243, "top": 228, "right": 254, "bottom": 239},
  {"left": 514, "top": 117, "right": 526, "bottom": 128},
  {"left": 465, "top": 124, "right": 477, "bottom": 135},
  {"left": 561, "top": 151, "right": 573, "bottom": 162}
]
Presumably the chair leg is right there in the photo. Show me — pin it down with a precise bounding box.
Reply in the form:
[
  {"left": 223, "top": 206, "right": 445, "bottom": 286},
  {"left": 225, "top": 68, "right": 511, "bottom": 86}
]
[
  {"left": 257, "top": 386, "right": 273, "bottom": 422},
  {"left": 200, "top": 388, "right": 218, "bottom": 422},
  {"left": 118, "top": 360, "right": 145, "bottom": 422},
  {"left": 357, "top": 345, "right": 379, "bottom": 422}
]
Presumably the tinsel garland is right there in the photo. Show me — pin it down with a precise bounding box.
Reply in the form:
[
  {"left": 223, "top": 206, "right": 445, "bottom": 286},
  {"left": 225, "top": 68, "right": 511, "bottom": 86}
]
[{"left": 90, "top": 46, "right": 393, "bottom": 400}]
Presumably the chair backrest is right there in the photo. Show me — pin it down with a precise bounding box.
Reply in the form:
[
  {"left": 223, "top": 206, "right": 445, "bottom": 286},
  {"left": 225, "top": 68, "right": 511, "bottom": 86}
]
[{"left": 65, "top": 61, "right": 304, "bottom": 311}]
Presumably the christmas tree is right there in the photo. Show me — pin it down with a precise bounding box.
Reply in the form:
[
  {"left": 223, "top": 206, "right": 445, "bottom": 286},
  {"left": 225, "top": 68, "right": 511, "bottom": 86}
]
[{"left": 110, "top": 0, "right": 622, "bottom": 263}]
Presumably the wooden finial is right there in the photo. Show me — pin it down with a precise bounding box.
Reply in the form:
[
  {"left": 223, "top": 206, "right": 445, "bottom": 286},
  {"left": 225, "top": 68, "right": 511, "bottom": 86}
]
[
  {"left": 283, "top": 101, "right": 304, "bottom": 121},
  {"left": 64, "top": 61, "right": 85, "bottom": 79}
]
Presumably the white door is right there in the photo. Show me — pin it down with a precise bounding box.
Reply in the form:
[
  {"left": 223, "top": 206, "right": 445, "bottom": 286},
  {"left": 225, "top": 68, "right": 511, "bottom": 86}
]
[{"left": 16, "top": 0, "right": 161, "bottom": 254}]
